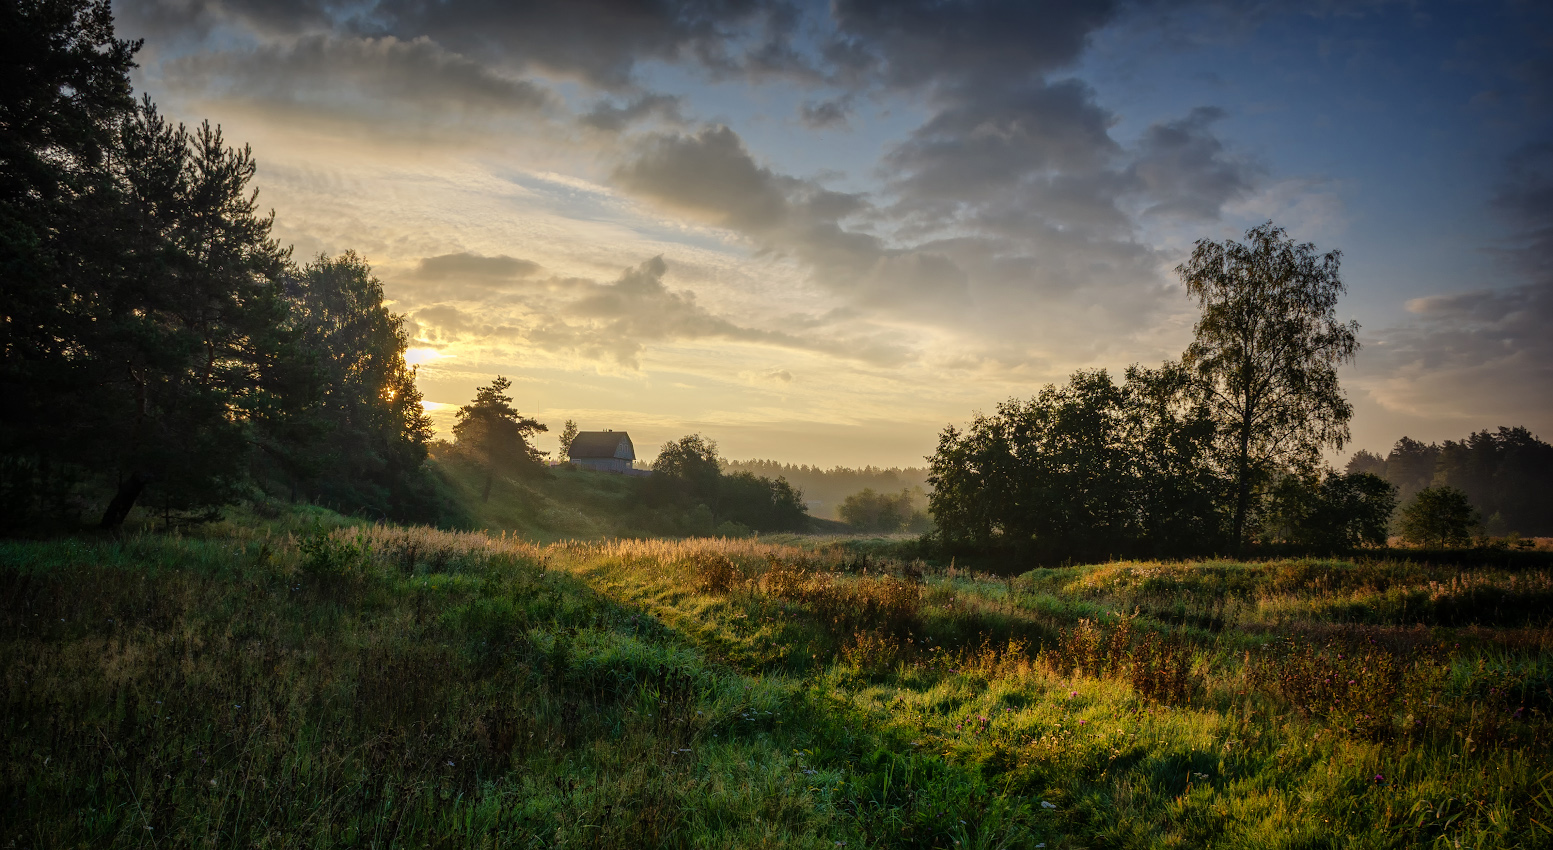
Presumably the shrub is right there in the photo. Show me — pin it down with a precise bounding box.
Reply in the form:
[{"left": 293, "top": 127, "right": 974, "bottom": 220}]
[
  {"left": 1044, "top": 618, "right": 1198, "bottom": 706},
  {"left": 689, "top": 552, "right": 739, "bottom": 593}
]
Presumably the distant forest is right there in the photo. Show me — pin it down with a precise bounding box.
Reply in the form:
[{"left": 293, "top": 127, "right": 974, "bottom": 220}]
[
  {"left": 721, "top": 460, "right": 929, "bottom": 519},
  {"left": 1346, "top": 427, "right": 1553, "bottom": 537}
]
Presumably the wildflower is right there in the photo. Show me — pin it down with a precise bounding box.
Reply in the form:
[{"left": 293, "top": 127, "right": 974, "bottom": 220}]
[{"left": 1373, "top": 774, "right": 1385, "bottom": 784}]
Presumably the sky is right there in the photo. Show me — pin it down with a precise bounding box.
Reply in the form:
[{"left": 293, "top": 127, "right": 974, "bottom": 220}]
[{"left": 114, "top": 0, "right": 1553, "bottom": 467}]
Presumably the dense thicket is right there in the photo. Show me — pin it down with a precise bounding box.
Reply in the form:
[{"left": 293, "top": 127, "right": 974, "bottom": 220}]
[
  {"left": 0, "top": 1, "right": 448, "bottom": 530},
  {"left": 648, "top": 435, "right": 808, "bottom": 534},
  {"left": 1347, "top": 427, "right": 1553, "bottom": 536},
  {"left": 929, "top": 365, "right": 1225, "bottom": 560}
]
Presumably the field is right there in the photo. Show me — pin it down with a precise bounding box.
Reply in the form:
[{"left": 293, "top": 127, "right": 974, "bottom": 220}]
[{"left": 3, "top": 513, "right": 1552, "bottom": 848}]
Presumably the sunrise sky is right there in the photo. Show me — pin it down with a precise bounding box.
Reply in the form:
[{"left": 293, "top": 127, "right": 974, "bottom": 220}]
[{"left": 114, "top": 0, "right": 1552, "bottom": 467}]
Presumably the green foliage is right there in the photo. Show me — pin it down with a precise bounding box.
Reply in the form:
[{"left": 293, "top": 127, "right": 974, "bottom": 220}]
[
  {"left": 1177, "top": 221, "right": 1360, "bottom": 550},
  {"left": 1263, "top": 470, "right": 1397, "bottom": 549},
  {"left": 1399, "top": 486, "right": 1480, "bottom": 548},
  {"left": 558, "top": 418, "right": 579, "bottom": 458},
  {"left": 649, "top": 435, "right": 810, "bottom": 533},
  {"left": 928, "top": 364, "right": 1223, "bottom": 560}
]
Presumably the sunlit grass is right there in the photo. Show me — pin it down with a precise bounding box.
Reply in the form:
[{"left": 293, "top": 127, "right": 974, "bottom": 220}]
[{"left": 4, "top": 521, "right": 1552, "bottom": 847}]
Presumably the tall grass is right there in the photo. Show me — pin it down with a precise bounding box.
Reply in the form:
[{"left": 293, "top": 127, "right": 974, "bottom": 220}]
[{"left": 4, "top": 522, "right": 1553, "bottom": 847}]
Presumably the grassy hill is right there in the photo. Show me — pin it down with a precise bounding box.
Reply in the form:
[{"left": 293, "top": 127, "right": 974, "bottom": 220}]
[
  {"left": 435, "top": 457, "right": 854, "bottom": 540},
  {"left": 4, "top": 506, "right": 1552, "bottom": 847}
]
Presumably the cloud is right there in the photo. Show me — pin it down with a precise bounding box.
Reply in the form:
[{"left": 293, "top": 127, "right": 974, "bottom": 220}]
[
  {"left": 615, "top": 126, "right": 795, "bottom": 232},
  {"left": 1127, "top": 107, "right": 1262, "bottom": 220},
  {"left": 166, "top": 34, "right": 555, "bottom": 117},
  {"left": 828, "top": 0, "right": 1121, "bottom": 89},
  {"left": 580, "top": 93, "right": 685, "bottom": 131},
  {"left": 799, "top": 97, "right": 852, "bottom": 129},
  {"left": 410, "top": 256, "right": 913, "bottom": 370},
  {"left": 1362, "top": 142, "right": 1553, "bottom": 432},
  {"left": 412, "top": 252, "right": 541, "bottom": 281}
]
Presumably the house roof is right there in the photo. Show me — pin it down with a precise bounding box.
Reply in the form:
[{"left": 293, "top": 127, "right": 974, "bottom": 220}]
[{"left": 568, "top": 431, "right": 634, "bottom": 460}]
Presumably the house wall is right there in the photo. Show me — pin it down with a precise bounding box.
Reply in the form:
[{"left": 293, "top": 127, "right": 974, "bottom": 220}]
[{"left": 574, "top": 457, "right": 632, "bottom": 474}]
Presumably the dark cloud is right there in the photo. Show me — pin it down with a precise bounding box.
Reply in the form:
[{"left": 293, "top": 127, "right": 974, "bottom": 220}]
[
  {"left": 167, "top": 34, "right": 554, "bottom": 115},
  {"left": 373, "top": 0, "right": 770, "bottom": 89},
  {"left": 799, "top": 97, "right": 852, "bottom": 129},
  {"left": 1127, "top": 106, "right": 1262, "bottom": 220},
  {"left": 828, "top": 0, "right": 1120, "bottom": 89},
  {"left": 883, "top": 78, "right": 1119, "bottom": 215},
  {"left": 615, "top": 126, "right": 796, "bottom": 231},
  {"left": 580, "top": 93, "right": 685, "bottom": 131}
]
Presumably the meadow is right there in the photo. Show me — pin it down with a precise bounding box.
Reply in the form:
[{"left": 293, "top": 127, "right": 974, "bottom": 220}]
[{"left": 3, "top": 511, "right": 1551, "bottom": 848}]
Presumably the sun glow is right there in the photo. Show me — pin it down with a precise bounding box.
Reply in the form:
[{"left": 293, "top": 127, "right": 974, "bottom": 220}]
[{"left": 405, "top": 347, "right": 452, "bottom": 366}]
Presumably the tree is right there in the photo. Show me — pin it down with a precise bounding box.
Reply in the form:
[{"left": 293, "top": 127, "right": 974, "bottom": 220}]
[
  {"left": 92, "top": 104, "right": 292, "bottom": 528},
  {"left": 254, "top": 252, "right": 437, "bottom": 519},
  {"left": 1398, "top": 486, "right": 1478, "bottom": 548},
  {"left": 1, "top": 0, "right": 141, "bottom": 528},
  {"left": 928, "top": 365, "right": 1224, "bottom": 560},
  {"left": 648, "top": 433, "right": 723, "bottom": 518},
  {"left": 558, "top": 420, "right": 579, "bottom": 459},
  {"left": 452, "top": 377, "right": 547, "bottom": 502},
  {"left": 1263, "top": 470, "right": 1396, "bottom": 549},
  {"left": 1177, "top": 221, "right": 1359, "bottom": 552},
  {"left": 839, "top": 487, "right": 921, "bottom": 533},
  {"left": 719, "top": 471, "right": 808, "bottom": 532}
]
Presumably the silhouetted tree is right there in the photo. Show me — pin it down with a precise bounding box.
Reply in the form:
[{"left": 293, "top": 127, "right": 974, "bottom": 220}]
[
  {"left": 719, "top": 471, "right": 808, "bottom": 532},
  {"left": 649, "top": 434, "right": 723, "bottom": 513},
  {"left": 452, "top": 377, "right": 547, "bottom": 502},
  {"left": 255, "top": 252, "right": 437, "bottom": 519},
  {"left": 1344, "top": 428, "right": 1553, "bottom": 536},
  {"left": 928, "top": 365, "right": 1224, "bottom": 560},
  {"left": 1399, "top": 486, "right": 1478, "bottom": 548},
  {"left": 1177, "top": 221, "right": 1359, "bottom": 552},
  {"left": 558, "top": 420, "right": 579, "bottom": 459},
  {"left": 1264, "top": 471, "right": 1396, "bottom": 549}
]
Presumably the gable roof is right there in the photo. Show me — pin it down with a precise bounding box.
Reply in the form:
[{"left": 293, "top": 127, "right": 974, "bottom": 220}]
[{"left": 568, "top": 431, "right": 634, "bottom": 460}]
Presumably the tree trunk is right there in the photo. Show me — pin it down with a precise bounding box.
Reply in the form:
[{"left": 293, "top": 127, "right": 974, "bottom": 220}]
[
  {"left": 481, "top": 469, "right": 493, "bottom": 503},
  {"left": 100, "top": 472, "right": 148, "bottom": 529},
  {"left": 1231, "top": 419, "right": 1253, "bottom": 556}
]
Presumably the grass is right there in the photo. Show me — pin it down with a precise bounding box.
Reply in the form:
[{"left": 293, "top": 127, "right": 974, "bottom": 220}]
[{"left": 4, "top": 517, "right": 1552, "bottom": 847}]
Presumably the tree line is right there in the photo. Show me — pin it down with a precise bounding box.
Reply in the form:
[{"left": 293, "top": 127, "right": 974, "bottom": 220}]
[
  {"left": 1347, "top": 427, "right": 1553, "bottom": 538},
  {"left": 720, "top": 460, "right": 930, "bottom": 520},
  {"left": 2, "top": 1, "right": 451, "bottom": 530}
]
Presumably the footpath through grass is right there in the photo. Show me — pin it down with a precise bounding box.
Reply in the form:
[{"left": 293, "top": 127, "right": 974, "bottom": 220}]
[{"left": 3, "top": 519, "right": 1552, "bottom": 848}]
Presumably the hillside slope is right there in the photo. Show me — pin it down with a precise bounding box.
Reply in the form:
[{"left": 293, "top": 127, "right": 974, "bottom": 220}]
[{"left": 437, "top": 458, "right": 858, "bottom": 540}]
